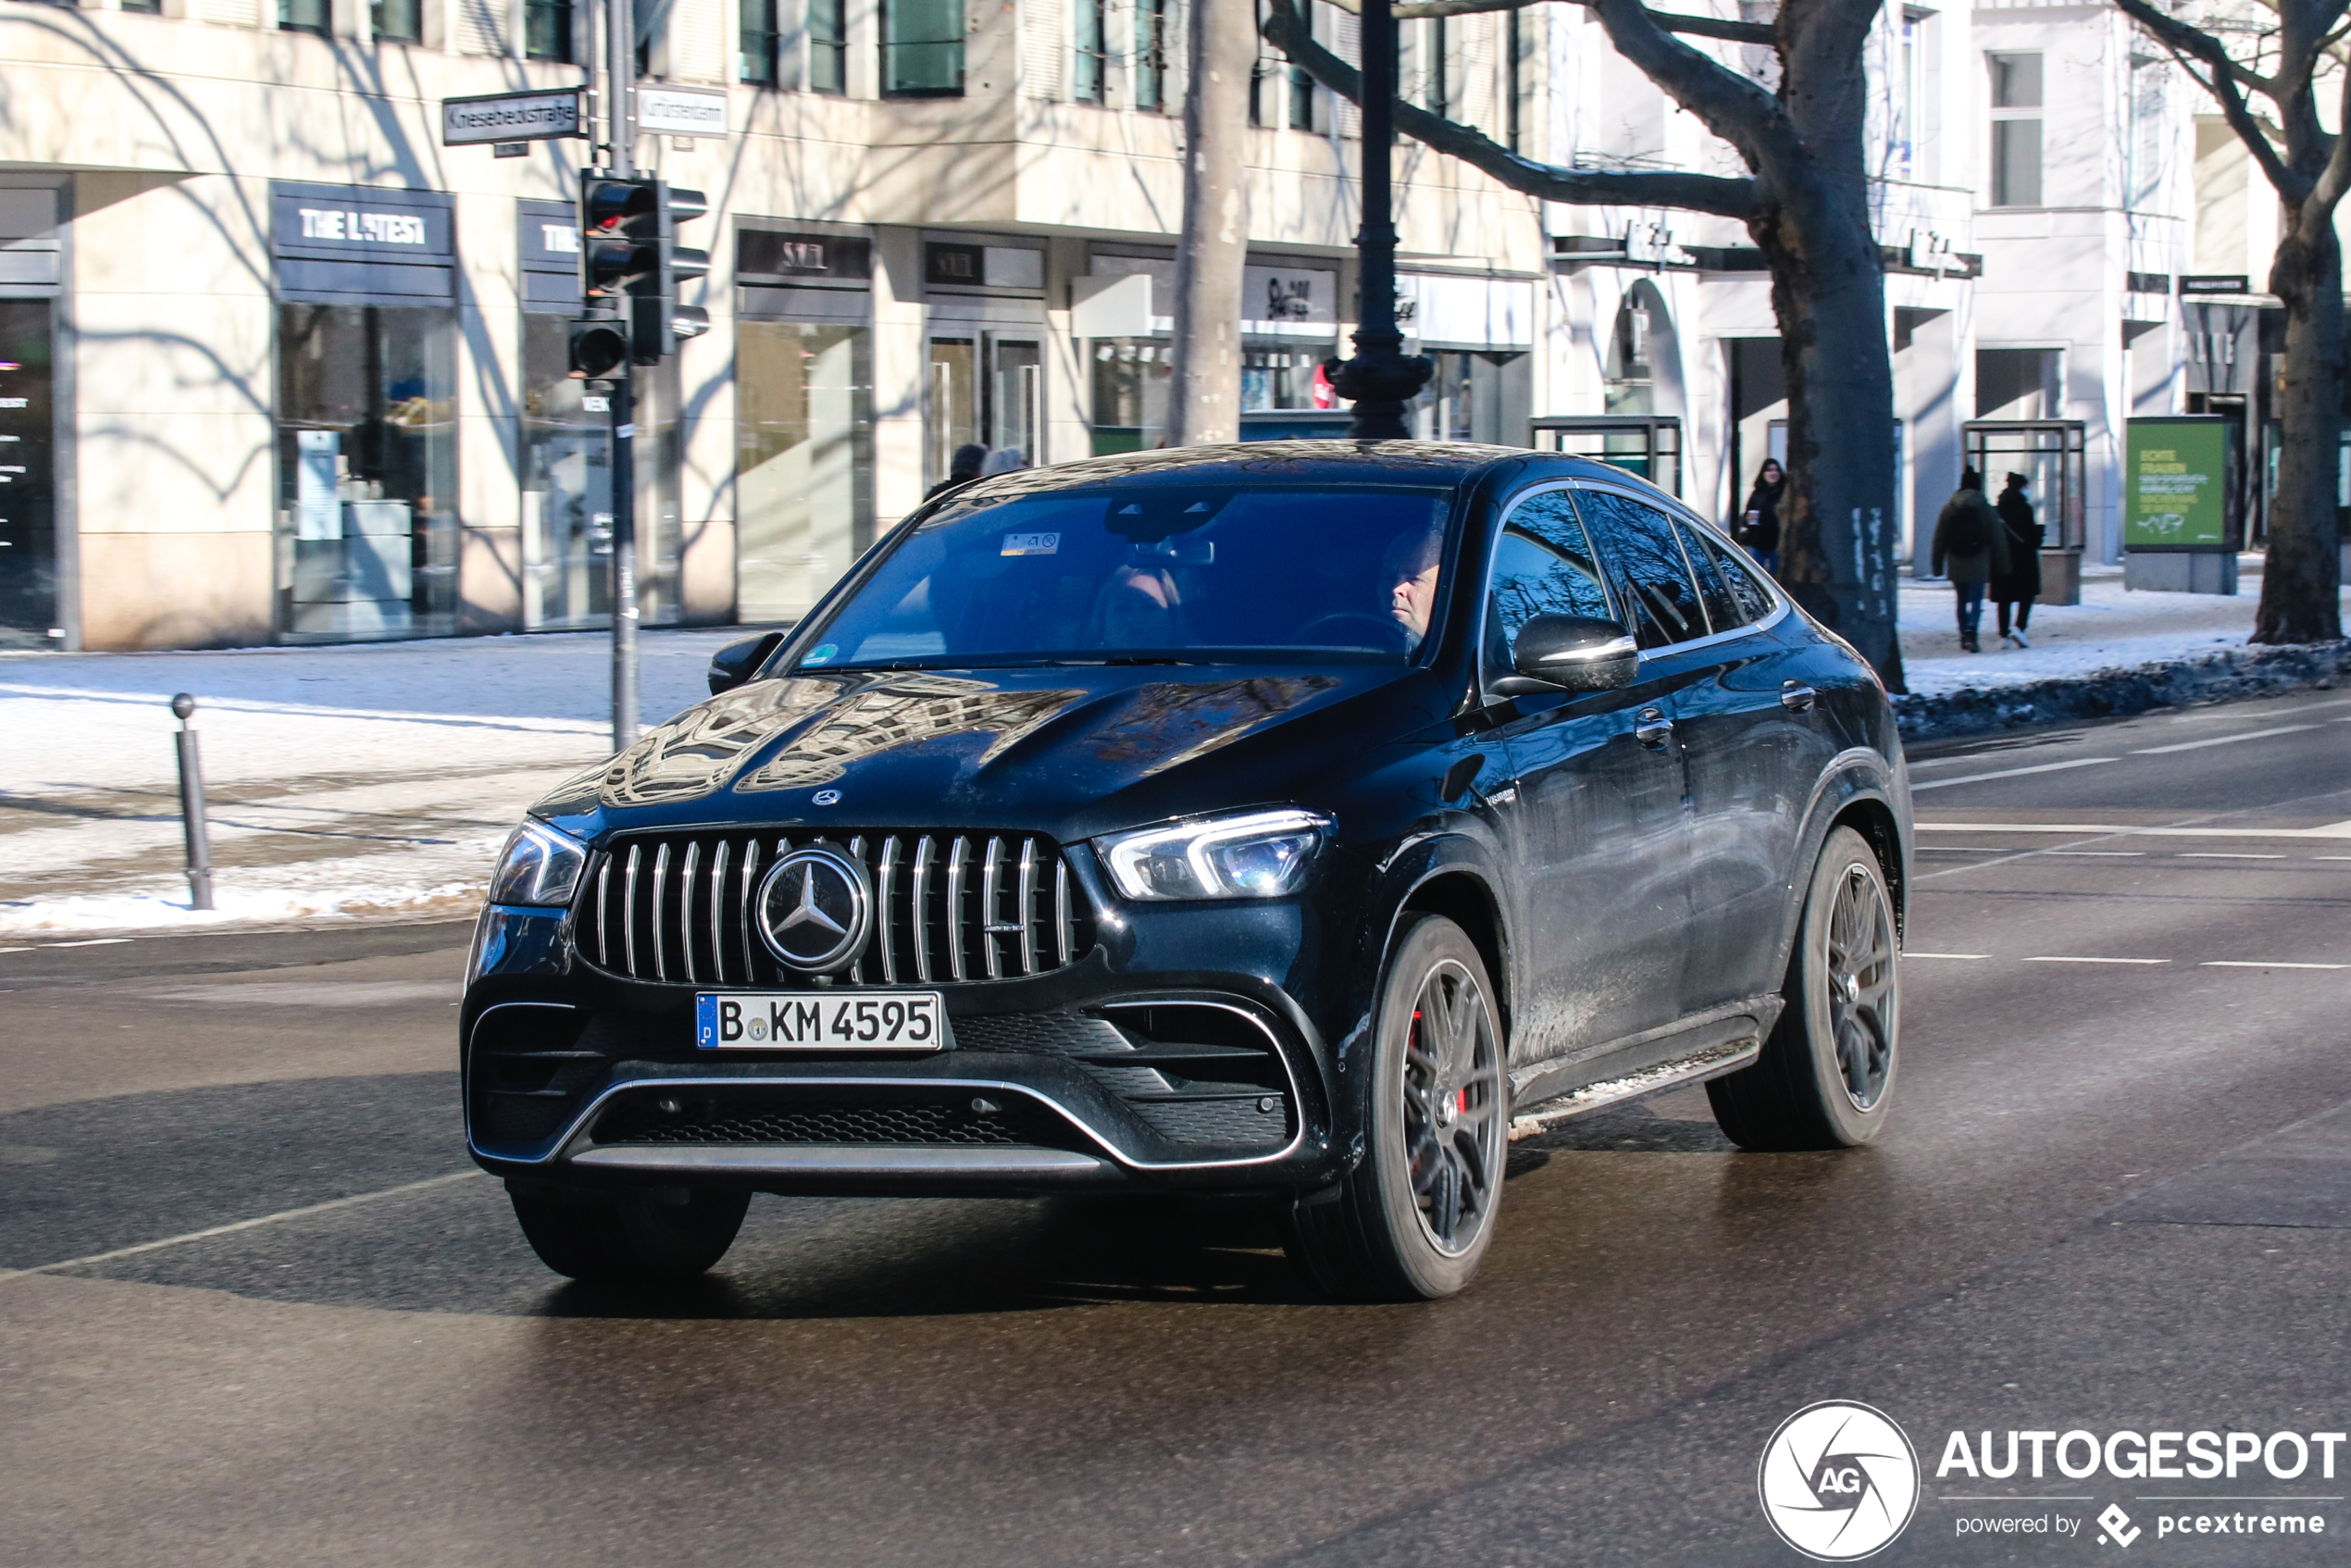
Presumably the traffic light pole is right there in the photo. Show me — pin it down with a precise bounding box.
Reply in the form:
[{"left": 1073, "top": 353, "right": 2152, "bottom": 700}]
[{"left": 604, "top": 0, "right": 638, "bottom": 752}]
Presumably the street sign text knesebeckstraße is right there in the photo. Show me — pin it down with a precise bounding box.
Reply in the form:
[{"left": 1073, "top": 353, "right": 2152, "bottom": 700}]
[{"left": 442, "top": 89, "right": 584, "bottom": 147}]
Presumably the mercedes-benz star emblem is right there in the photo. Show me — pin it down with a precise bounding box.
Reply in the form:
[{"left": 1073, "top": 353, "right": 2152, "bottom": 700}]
[{"left": 754, "top": 845, "right": 872, "bottom": 974}]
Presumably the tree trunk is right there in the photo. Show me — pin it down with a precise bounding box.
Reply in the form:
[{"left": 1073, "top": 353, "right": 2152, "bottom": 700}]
[
  {"left": 1753, "top": 183, "right": 1905, "bottom": 691},
  {"left": 1167, "top": 0, "right": 1255, "bottom": 445},
  {"left": 2258, "top": 218, "right": 2347, "bottom": 643}
]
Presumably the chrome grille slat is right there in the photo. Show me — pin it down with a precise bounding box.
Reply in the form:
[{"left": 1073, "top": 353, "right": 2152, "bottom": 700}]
[
  {"left": 708, "top": 840, "right": 729, "bottom": 985},
  {"left": 580, "top": 828, "right": 1090, "bottom": 987}
]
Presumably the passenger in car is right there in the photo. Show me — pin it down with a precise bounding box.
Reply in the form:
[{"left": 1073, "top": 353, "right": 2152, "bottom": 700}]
[{"left": 1384, "top": 525, "right": 1445, "bottom": 650}]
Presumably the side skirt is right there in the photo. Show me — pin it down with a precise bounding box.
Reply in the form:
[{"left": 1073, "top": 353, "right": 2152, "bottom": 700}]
[{"left": 1505, "top": 997, "right": 1783, "bottom": 1140}]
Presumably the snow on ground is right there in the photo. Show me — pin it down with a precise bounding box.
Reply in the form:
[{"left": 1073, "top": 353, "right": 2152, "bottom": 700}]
[{"left": 0, "top": 566, "right": 2340, "bottom": 936}]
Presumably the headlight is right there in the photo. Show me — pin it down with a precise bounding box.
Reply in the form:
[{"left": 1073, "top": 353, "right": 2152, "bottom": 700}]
[
  {"left": 488, "top": 821, "right": 588, "bottom": 907},
  {"left": 1097, "top": 809, "right": 1331, "bottom": 902}
]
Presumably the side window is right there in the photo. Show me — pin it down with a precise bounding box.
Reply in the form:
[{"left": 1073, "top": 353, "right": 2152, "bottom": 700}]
[
  {"left": 1574, "top": 488, "right": 1709, "bottom": 648},
  {"left": 1697, "top": 529, "right": 1776, "bottom": 624},
  {"left": 1673, "top": 516, "right": 1747, "bottom": 632},
  {"left": 1483, "top": 491, "right": 1615, "bottom": 676}
]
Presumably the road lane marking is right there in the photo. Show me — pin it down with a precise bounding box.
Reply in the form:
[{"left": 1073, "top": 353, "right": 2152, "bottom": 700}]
[
  {"left": 1918, "top": 820, "right": 2351, "bottom": 840},
  {"left": 1909, "top": 758, "right": 2121, "bottom": 791},
  {"left": 2180, "top": 852, "right": 2286, "bottom": 859},
  {"left": 2131, "top": 724, "right": 2319, "bottom": 755},
  {"left": 1907, "top": 952, "right": 1991, "bottom": 960},
  {"left": 2202, "top": 961, "right": 2349, "bottom": 970},
  {"left": 44, "top": 938, "right": 133, "bottom": 948},
  {"left": 2048, "top": 850, "right": 2144, "bottom": 856},
  {"left": 2023, "top": 956, "right": 2170, "bottom": 964},
  {"left": 0, "top": 1170, "right": 484, "bottom": 1284}
]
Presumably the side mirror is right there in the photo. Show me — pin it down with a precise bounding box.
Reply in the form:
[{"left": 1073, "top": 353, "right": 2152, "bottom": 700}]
[
  {"left": 1498, "top": 614, "right": 1639, "bottom": 695},
  {"left": 707, "top": 630, "right": 788, "bottom": 695}
]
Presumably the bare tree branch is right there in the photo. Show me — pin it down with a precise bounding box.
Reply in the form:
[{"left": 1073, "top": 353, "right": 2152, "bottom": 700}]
[
  {"left": 1261, "top": 0, "right": 1760, "bottom": 215},
  {"left": 1355, "top": 0, "right": 1774, "bottom": 46},
  {"left": 2305, "top": 49, "right": 2351, "bottom": 230},
  {"left": 2115, "top": 0, "right": 2277, "bottom": 91},
  {"left": 2120, "top": 0, "right": 2307, "bottom": 201},
  {"left": 1585, "top": 0, "right": 1802, "bottom": 182}
]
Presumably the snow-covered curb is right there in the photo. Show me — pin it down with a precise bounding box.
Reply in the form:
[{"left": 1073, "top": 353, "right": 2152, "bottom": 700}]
[{"left": 1893, "top": 641, "right": 2351, "bottom": 740}]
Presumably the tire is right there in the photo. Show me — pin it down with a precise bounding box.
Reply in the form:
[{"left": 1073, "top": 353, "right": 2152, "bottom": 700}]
[
  {"left": 1708, "top": 825, "right": 1900, "bottom": 1151},
  {"left": 506, "top": 1181, "right": 751, "bottom": 1284},
  {"left": 1282, "top": 915, "right": 1509, "bottom": 1300}
]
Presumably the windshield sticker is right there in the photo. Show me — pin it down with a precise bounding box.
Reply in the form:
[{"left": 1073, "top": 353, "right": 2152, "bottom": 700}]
[
  {"left": 1001, "top": 532, "right": 1061, "bottom": 556},
  {"left": 802, "top": 643, "right": 839, "bottom": 666}
]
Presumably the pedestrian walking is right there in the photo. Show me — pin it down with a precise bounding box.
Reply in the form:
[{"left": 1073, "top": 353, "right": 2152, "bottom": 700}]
[
  {"left": 925, "top": 442, "right": 988, "bottom": 502},
  {"left": 1736, "top": 457, "right": 1785, "bottom": 575},
  {"left": 1930, "top": 467, "right": 2010, "bottom": 653},
  {"left": 1991, "top": 470, "right": 2044, "bottom": 648}
]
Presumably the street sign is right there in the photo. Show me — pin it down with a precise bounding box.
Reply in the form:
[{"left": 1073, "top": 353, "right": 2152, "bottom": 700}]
[
  {"left": 442, "top": 89, "right": 583, "bottom": 147},
  {"left": 637, "top": 86, "right": 728, "bottom": 138},
  {"left": 2124, "top": 416, "right": 2236, "bottom": 551},
  {"left": 2179, "top": 274, "right": 2252, "bottom": 296}
]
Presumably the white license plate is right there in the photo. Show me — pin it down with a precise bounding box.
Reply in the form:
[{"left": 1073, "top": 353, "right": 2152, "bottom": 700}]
[{"left": 695, "top": 990, "right": 946, "bottom": 1052}]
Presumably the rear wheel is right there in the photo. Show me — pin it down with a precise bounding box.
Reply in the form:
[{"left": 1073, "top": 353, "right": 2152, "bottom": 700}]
[
  {"left": 1708, "top": 825, "right": 1900, "bottom": 1151},
  {"left": 507, "top": 1181, "right": 751, "bottom": 1284},
  {"left": 1283, "top": 915, "right": 1508, "bottom": 1300}
]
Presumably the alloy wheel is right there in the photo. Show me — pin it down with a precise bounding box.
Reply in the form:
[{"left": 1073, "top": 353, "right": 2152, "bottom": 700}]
[
  {"left": 1399, "top": 958, "right": 1504, "bottom": 1256},
  {"left": 1824, "top": 864, "right": 1897, "bottom": 1112}
]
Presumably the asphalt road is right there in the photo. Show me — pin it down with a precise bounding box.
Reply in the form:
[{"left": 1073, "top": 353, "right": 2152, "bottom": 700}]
[{"left": 3, "top": 688, "right": 2348, "bottom": 1568}]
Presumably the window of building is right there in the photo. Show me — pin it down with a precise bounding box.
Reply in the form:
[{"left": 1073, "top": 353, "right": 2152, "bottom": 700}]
[
  {"left": 1988, "top": 51, "right": 2043, "bottom": 207},
  {"left": 1075, "top": 0, "right": 1108, "bottom": 100},
  {"left": 810, "top": 0, "right": 847, "bottom": 92},
  {"left": 1975, "top": 347, "right": 2062, "bottom": 418},
  {"left": 2128, "top": 52, "right": 2166, "bottom": 210},
  {"left": 884, "top": 0, "right": 964, "bottom": 95},
  {"left": 276, "top": 304, "right": 458, "bottom": 640},
  {"left": 1134, "top": 0, "right": 1170, "bottom": 111},
  {"left": 740, "top": 0, "right": 779, "bottom": 84},
  {"left": 524, "top": 0, "right": 570, "bottom": 59},
  {"left": 1250, "top": 1, "right": 1273, "bottom": 126},
  {"left": 118, "top": 0, "right": 162, "bottom": 13},
  {"left": 280, "top": 0, "right": 329, "bottom": 33},
  {"left": 1429, "top": 16, "right": 1454, "bottom": 118},
  {"left": 1888, "top": 9, "right": 1922, "bottom": 180},
  {"left": 374, "top": 0, "right": 422, "bottom": 41},
  {"left": 1090, "top": 340, "right": 1173, "bottom": 454},
  {"left": 1505, "top": 2, "right": 1528, "bottom": 154}
]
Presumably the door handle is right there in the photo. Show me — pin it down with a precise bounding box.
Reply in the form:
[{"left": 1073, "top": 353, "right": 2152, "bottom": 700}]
[
  {"left": 1635, "top": 708, "right": 1673, "bottom": 749},
  {"left": 1780, "top": 681, "right": 1818, "bottom": 714}
]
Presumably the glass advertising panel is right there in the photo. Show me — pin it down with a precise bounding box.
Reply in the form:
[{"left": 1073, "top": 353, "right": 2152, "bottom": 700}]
[{"left": 2125, "top": 417, "right": 2234, "bottom": 550}]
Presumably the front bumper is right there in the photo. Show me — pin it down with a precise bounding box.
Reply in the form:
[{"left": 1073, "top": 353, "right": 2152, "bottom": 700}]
[{"left": 464, "top": 906, "right": 1347, "bottom": 1197}]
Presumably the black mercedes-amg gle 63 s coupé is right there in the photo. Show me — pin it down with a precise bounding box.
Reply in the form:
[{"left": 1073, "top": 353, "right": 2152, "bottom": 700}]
[{"left": 464, "top": 441, "right": 1910, "bottom": 1300}]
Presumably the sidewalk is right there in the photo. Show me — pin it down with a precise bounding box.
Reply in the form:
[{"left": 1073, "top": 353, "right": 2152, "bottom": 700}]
[{"left": 1, "top": 561, "right": 2341, "bottom": 936}]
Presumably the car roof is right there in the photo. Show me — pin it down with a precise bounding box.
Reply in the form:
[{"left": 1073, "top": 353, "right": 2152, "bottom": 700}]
[{"left": 939, "top": 440, "right": 1661, "bottom": 501}]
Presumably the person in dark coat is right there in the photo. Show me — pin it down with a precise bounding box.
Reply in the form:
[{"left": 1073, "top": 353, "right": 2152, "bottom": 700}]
[
  {"left": 925, "top": 442, "right": 988, "bottom": 502},
  {"left": 1991, "top": 471, "right": 2045, "bottom": 648},
  {"left": 1737, "top": 458, "right": 1785, "bottom": 575},
  {"left": 1930, "top": 467, "right": 2010, "bottom": 653}
]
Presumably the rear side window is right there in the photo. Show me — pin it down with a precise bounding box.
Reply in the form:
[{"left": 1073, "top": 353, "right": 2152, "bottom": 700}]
[
  {"left": 1696, "top": 529, "right": 1776, "bottom": 624},
  {"left": 1574, "top": 488, "right": 1709, "bottom": 648},
  {"left": 1483, "top": 490, "right": 1617, "bottom": 674},
  {"left": 1673, "top": 516, "right": 1748, "bottom": 632}
]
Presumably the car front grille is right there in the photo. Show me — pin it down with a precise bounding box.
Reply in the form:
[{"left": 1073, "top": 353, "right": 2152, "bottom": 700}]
[
  {"left": 576, "top": 828, "right": 1094, "bottom": 988},
  {"left": 591, "top": 1090, "right": 1077, "bottom": 1149}
]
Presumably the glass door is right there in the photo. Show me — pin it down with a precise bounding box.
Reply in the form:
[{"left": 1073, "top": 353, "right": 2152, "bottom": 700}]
[
  {"left": 519, "top": 315, "right": 613, "bottom": 629},
  {"left": 740, "top": 318, "right": 874, "bottom": 621},
  {"left": 987, "top": 337, "right": 1041, "bottom": 468},
  {"left": 0, "top": 300, "right": 55, "bottom": 648},
  {"left": 927, "top": 336, "right": 978, "bottom": 487}
]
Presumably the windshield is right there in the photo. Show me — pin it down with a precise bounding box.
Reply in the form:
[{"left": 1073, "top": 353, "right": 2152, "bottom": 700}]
[{"left": 792, "top": 485, "right": 1457, "bottom": 671}]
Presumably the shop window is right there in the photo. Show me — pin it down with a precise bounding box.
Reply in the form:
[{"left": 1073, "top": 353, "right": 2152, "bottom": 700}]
[
  {"left": 884, "top": 0, "right": 964, "bottom": 95},
  {"left": 119, "top": 0, "right": 162, "bottom": 12},
  {"left": 1089, "top": 339, "right": 1172, "bottom": 454},
  {"left": 1134, "top": 0, "right": 1170, "bottom": 111},
  {"left": 375, "top": 0, "right": 423, "bottom": 43},
  {"left": 741, "top": 0, "right": 779, "bottom": 84},
  {"left": 1241, "top": 347, "right": 1321, "bottom": 412},
  {"left": 1989, "top": 51, "right": 2043, "bottom": 207},
  {"left": 525, "top": 0, "right": 571, "bottom": 59},
  {"left": 809, "top": 0, "right": 848, "bottom": 91},
  {"left": 1075, "top": 0, "right": 1107, "bottom": 101},
  {"left": 276, "top": 304, "right": 458, "bottom": 641},
  {"left": 0, "top": 303, "right": 56, "bottom": 650},
  {"left": 518, "top": 316, "right": 613, "bottom": 631},
  {"left": 739, "top": 319, "right": 874, "bottom": 621},
  {"left": 1416, "top": 350, "right": 1529, "bottom": 445},
  {"left": 280, "top": 0, "right": 329, "bottom": 33},
  {"left": 1605, "top": 301, "right": 1654, "bottom": 414}
]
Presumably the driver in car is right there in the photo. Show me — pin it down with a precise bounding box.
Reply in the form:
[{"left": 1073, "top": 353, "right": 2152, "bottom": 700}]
[{"left": 1384, "top": 524, "right": 1444, "bottom": 652}]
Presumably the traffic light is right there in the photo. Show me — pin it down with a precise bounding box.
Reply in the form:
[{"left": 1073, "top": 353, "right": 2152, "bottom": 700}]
[
  {"left": 628, "top": 182, "right": 710, "bottom": 365},
  {"left": 567, "top": 317, "right": 628, "bottom": 380}
]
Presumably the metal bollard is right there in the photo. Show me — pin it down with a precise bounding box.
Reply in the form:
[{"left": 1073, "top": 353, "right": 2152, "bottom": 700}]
[{"left": 169, "top": 692, "right": 215, "bottom": 912}]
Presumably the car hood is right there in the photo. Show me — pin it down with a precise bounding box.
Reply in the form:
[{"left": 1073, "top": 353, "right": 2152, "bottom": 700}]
[{"left": 530, "top": 663, "right": 1447, "bottom": 844}]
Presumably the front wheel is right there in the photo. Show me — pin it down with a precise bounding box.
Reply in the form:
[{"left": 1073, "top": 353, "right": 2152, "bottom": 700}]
[
  {"left": 1282, "top": 915, "right": 1508, "bottom": 1300},
  {"left": 1708, "top": 824, "right": 1900, "bottom": 1151},
  {"left": 507, "top": 1181, "right": 751, "bottom": 1284}
]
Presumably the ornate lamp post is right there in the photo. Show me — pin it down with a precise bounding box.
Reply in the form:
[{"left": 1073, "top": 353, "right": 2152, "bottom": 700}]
[{"left": 1324, "top": 0, "right": 1431, "bottom": 439}]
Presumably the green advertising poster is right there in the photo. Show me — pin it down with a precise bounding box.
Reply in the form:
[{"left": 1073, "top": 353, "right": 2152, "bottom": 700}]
[{"left": 2125, "top": 418, "right": 2233, "bottom": 549}]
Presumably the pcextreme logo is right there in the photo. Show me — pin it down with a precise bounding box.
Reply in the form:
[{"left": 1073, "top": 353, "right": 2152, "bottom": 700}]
[{"left": 1759, "top": 1401, "right": 1922, "bottom": 1561}]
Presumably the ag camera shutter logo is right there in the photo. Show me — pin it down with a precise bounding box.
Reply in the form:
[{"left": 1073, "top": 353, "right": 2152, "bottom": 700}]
[{"left": 1759, "top": 1401, "right": 1921, "bottom": 1561}]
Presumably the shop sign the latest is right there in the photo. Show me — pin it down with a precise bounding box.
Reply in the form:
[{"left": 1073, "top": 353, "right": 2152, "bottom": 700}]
[{"left": 2124, "top": 417, "right": 2233, "bottom": 550}]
